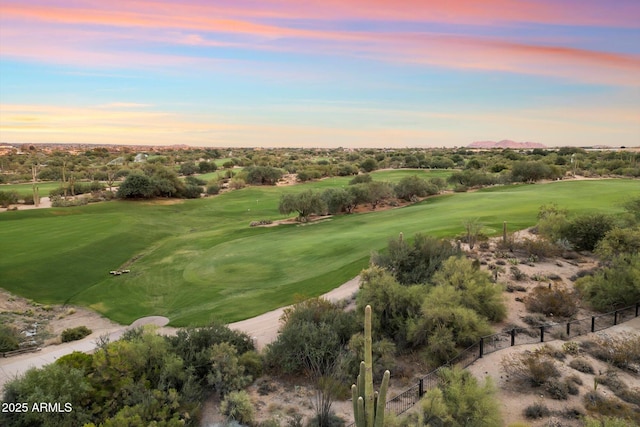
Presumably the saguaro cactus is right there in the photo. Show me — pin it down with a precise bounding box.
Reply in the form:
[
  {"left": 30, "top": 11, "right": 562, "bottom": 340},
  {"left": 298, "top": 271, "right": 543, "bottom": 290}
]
[{"left": 352, "top": 305, "right": 390, "bottom": 427}]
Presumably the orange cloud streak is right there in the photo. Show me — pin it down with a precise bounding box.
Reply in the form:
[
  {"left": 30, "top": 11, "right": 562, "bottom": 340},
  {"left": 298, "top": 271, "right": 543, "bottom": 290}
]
[{"left": 1, "top": 1, "right": 638, "bottom": 86}]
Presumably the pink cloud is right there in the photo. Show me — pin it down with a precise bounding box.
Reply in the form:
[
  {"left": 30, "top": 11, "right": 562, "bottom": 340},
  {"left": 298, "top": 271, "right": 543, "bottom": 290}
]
[{"left": 1, "top": 0, "right": 638, "bottom": 86}]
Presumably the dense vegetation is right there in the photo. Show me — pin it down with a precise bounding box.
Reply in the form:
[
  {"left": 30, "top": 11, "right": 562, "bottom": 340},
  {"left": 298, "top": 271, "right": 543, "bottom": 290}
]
[{"left": 1, "top": 323, "right": 257, "bottom": 427}]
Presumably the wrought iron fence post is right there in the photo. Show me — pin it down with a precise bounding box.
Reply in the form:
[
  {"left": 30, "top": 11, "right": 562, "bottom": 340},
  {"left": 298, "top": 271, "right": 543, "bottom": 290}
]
[
  {"left": 636, "top": 302, "right": 639, "bottom": 317},
  {"left": 510, "top": 329, "right": 515, "bottom": 346},
  {"left": 419, "top": 378, "right": 424, "bottom": 397},
  {"left": 566, "top": 322, "right": 570, "bottom": 337},
  {"left": 479, "top": 337, "right": 484, "bottom": 358},
  {"left": 614, "top": 311, "right": 618, "bottom": 326},
  {"left": 540, "top": 326, "right": 544, "bottom": 342},
  {"left": 591, "top": 316, "right": 595, "bottom": 332}
]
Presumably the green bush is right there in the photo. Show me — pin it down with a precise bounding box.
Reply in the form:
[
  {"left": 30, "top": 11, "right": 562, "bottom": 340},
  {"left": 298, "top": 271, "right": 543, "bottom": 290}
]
[
  {"left": 419, "top": 367, "right": 502, "bottom": 427},
  {"left": 0, "top": 190, "right": 19, "bottom": 207},
  {"left": 371, "top": 233, "right": 460, "bottom": 285},
  {"left": 0, "top": 325, "right": 20, "bottom": 352},
  {"left": 562, "top": 213, "right": 615, "bottom": 251},
  {"left": 576, "top": 254, "right": 640, "bottom": 311},
  {"left": 220, "top": 390, "right": 255, "bottom": 425},
  {"left": 206, "top": 183, "right": 220, "bottom": 195},
  {"left": 61, "top": 326, "right": 92, "bottom": 342}
]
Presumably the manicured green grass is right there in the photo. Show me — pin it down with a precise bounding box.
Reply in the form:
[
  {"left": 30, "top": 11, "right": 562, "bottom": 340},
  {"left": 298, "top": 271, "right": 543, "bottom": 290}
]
[
  {"left": 0, "top": 181, "right": 64, "bottom": 198},
  {"left": 0, "top": 177, "right": 636, "bottom": 326}
]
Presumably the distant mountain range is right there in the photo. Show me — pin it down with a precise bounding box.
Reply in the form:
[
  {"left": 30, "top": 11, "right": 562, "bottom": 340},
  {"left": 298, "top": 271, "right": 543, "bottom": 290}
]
[{"left": 468, "top": 140, "right": 547, "bottom": 149}]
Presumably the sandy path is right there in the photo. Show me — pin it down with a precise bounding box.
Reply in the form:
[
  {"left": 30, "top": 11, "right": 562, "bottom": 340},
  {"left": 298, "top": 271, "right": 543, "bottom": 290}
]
[
  {"left": 0, "top": 316, "right": 169, "bottom": 392},
  {"left": 229, "top": 276, "right": 361, "bottom": 349},
  {"left": 0, "top": 277, "right": 361, "bottom": 391}
]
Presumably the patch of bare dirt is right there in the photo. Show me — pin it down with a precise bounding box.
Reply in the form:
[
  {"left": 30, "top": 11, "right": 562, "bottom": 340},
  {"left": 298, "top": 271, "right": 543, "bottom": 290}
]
[{"left": 0, "top": 288, "right": 121, "bottom": 347}]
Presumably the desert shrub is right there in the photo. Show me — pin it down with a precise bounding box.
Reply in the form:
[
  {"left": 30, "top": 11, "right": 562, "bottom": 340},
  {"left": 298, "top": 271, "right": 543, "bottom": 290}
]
[
  {"left": 185, "top": 175, "right": 206, "bottom": 186},
  {"left": 617, "top": 388, "right": 640, "bottom": 406},
  {"left": 431, "top": 256, "right": 506, "bottom": 322},
  {"left": 207, "top": 342, "right": 251, "bottom": 397},
  {"left": 0, "top": 325, "right": 20, "bottom": 352},
  {"left": 0, "top": 190, "right": 19, "bottom": 207},
  {"left": 537, "top": 344, "right": 566, "bottom": 361},
  {"left": 562, "top": 341, "right": 580, "bottom": 356},
  {"left": 306, "top": 413, "right": 345, "bottom": 427},
  {"left": 394, "top": 175, "right": 438, "bottom": 201},
  {"left": 511, "top": 266, "right": 527, "bottom": 281},
  {"left": 238, "top": 350, "right": 263, "bottom": 381},
  {"left": 517, "top": 238, "right": 562, "bottom": 259},
  {"left": 524, "top": 285, "right": 579, "bottom": 317},
  {"left": 50, "top": 195, "right": 90, "bottom": 207},
  {"left": 596, "top": 227, "right": 640, "bottom": 261},
  {"left": 264, "top": 298, "right": 357, "bottom": 377},
  {"left": 569, "top": 358, "right": 594, "bottom": 374},
  {"left": 370, "top": 233, "right": 460, "bottom": 285},
  {"left": 545, "top": 378, "right": 569, "bottom": 400},
  {"left": 286, "top": 414, "right": 304, "bottom": 427},
  {"left": 524, "top": 402, "right": 550, "bottom": 419},
  {"left": 576, "top": 254, "right": 640, "bottom": 311},
  {"left": 243, "top": 166, "right": 283, "bottom": 185},
  {"left": 419, "top": 367, "right": 502, "bottom": 427},
  {"left": 61, "top": 326, "right": 92, "bottom": 342},
  {"left": 583, "top": 334, "right": 640, "bottom": 372},
  {"left": 562, "top": 213, "right": 615, "bottom": 252},
  {"left": 22, "top": 194, "right": 34, "bottom": 205},
  {"left": 206, "top": 183, "right": 220, "bottom": 195},
  {"left": 348, "top": 173, "right": 372, "bottom": 185},
  {"left": 565, "top": 378, "right": 580, "bottom": 396},
  {"left": 537, "top": 203, "right": 569, "bottom": 243},
  {"left": 357, "top": 267, "right": 426, "bottom": 349},
  {"left": 181, "top": 184, "right": 202, "bottom": 199},
  {"left": 229, "top": 177, "right": 246, "bottom": 189},
  {"left": 583, "top": 416, "right": 637, "bottom": 427},
  {"left": 256, "top": 378, "right": 277, "bottom": 396},
  {"left": 583, "top": 391, "right": 638, "bottom": 423},
  {"left": 220, "top": 390, "right": 255, "bottom": 425},
  {"left": 566, "top": 374, "right": 583, "bottom": 387},
  {"left": 502, "top": 350, "right": 560, "bottom": 386},
  {"left": 453, "top": 184, "right": 468, "bottom": 193}
]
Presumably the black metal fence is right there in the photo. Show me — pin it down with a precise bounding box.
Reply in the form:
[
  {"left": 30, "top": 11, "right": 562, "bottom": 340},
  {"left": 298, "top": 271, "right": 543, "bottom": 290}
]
[{"left": 345, "top": 302, "right": 640, "bottom": 426}]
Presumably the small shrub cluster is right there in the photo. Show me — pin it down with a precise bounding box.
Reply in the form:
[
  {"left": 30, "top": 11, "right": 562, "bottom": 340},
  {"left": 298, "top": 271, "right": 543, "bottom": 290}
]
[
  {"left": 516, "top": 238, "right": 562, "bottom": 259},
  {"left": 0, "top": 325, "right": 20, "bottom": 352},
  {"left": 562, "top": 341, "right": 580, "bottom": 356},
  {"left": 569, "top": 358, "right": 594, "bottom": 374},
  {"left": 50, "top": 195, "right": 90, "bottom": 207},
  {"left": 583, "top": 333, "right": 640, "bottom": 372},
  {"left": 250, "top": 219, "right": 273, "bottom": 227},
  {"left": 61, "top": 326, "right": 92, "bottom": 342},
  {"left": 510, "top": 266, "right": 527, "bottom": 281},
  {"left": 502, "top": 349, "right": 560, "bottom": 387},
  {"left": 220, "top": 390, "right": 255, "bottom": 425},
  {"left": 524, "top": 285, "right": 579, "bottom": 317},
  {"left": 524, "top": 402, "right": 550, "bottom": 419},
  {"left": 583, "top": 390, "right": 639, "bottom": 423},
  {"left": 545, "top": 378, "right": 569, "bottom": 400}
]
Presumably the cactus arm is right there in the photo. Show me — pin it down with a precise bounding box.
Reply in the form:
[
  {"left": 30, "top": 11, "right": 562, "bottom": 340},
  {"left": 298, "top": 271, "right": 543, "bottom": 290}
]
[
  {"left": 356, "top": 397, "right": 365, "bottom": 427},
  {"left": 352, "top": 384, "right": 359, "bottom": 423},
  {"left": 373, "top": 370, "right": 390, "bottom": 427}
]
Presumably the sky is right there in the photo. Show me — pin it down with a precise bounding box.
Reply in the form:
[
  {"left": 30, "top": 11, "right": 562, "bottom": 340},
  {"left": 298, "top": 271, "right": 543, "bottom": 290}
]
[{"left": 0, "top": 1, "right": 639, "bottom": 148}]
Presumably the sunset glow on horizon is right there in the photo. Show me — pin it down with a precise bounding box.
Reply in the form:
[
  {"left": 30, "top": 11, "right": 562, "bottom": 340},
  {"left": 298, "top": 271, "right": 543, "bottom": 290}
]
[{"left": 1, "top": 1, "right": 639, "bottom": 148}]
